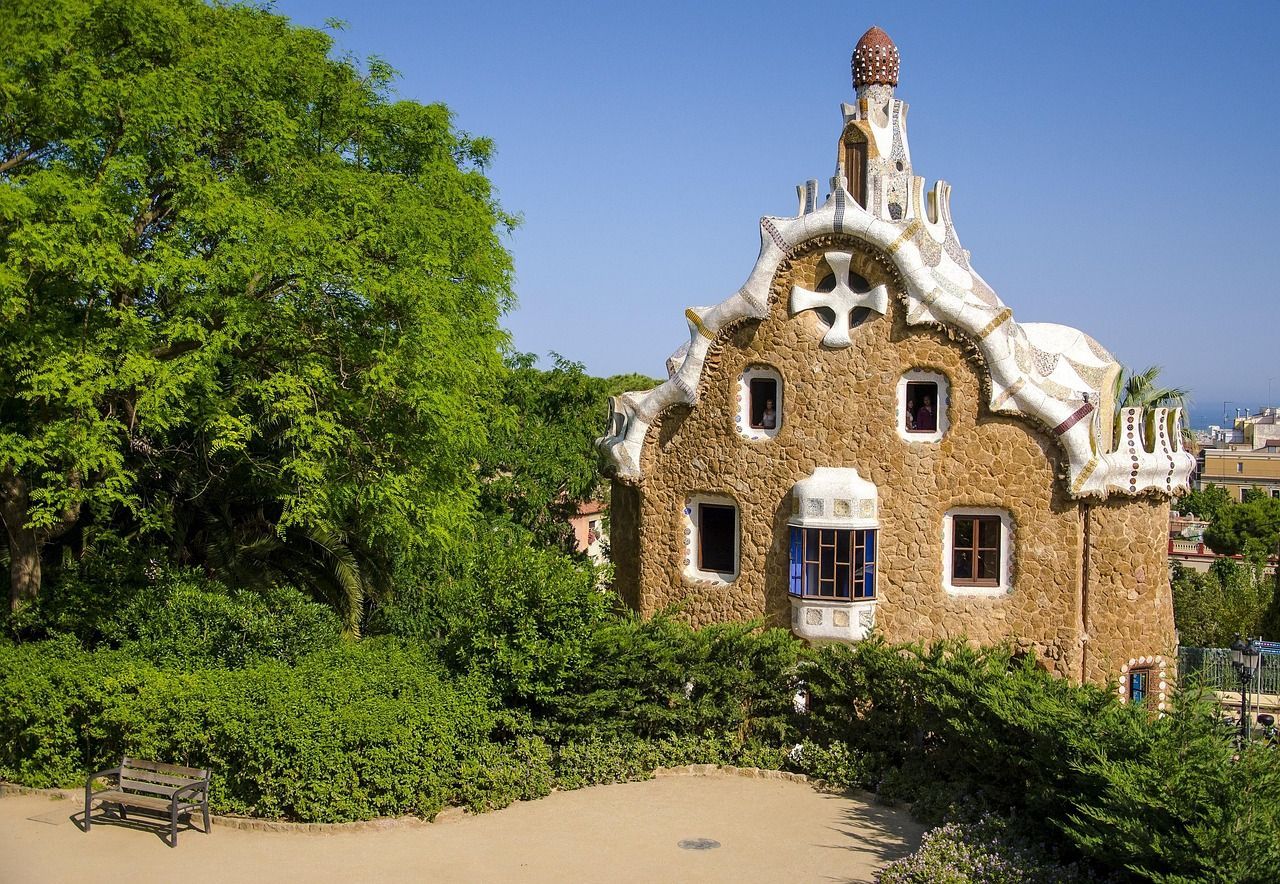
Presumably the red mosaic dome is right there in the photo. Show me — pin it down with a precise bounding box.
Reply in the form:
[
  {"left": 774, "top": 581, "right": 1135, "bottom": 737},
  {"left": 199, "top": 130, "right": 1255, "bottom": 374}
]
[{"left": 852, "top": 26, "right": 899, "bottom": 88}]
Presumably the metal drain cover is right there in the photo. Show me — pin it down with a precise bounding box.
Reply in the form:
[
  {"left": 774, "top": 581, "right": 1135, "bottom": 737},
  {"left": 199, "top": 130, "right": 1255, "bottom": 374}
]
[{"left": 678, "top": 838, "right": 721, "bottom": 850}]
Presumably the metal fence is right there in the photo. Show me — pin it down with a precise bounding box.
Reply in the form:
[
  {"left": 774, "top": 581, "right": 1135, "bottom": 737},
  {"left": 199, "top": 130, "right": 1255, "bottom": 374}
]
[{"left": 1178, "top": 646, "right": 1280, "bottom": 694}]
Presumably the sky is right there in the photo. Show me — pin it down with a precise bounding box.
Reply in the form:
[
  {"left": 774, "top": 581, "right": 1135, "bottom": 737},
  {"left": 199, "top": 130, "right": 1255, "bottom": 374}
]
[{"left": 273, "top": 0, "right": 1280, "bottom": 427}]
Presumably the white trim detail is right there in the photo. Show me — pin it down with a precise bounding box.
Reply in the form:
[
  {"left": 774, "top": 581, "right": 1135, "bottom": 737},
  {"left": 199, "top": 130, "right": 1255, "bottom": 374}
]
[
  {"left": 736, "top": 366, "right": 783, "bottom": 441},
  {"left": 790, "top": 595, "right": 877, "bottom": 643},
  {"left": 896, "top": 369, "right": 949, "bottom": 443},
  {"left": 942, "top": 507, "right": 1014, "bottom": 597},
  {"left": 1118, "top": 655, "right": 1168, "bottom": 712},
  {"left": 681, "top": 493, "right": 739, "bottom": 585}
]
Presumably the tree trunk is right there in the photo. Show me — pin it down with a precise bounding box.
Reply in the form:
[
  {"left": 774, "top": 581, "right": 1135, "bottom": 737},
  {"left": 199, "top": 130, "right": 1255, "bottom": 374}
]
[{"left": 0, "top": 467, "right": 41, "bottom": 612}]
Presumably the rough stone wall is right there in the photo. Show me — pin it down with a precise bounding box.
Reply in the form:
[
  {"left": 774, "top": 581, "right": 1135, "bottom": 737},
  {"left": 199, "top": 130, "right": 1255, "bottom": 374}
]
[
  {"left": 1083, "top": 497, "right": 1177, "bottom": 684},
  {"left": 623, "top": 237, "right": 1092, "bottom": 678}
]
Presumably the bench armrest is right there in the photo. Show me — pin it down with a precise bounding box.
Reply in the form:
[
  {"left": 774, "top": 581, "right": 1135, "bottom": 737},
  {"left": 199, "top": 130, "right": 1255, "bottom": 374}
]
[
  {"left": 172, "top": 780, "right": 208, "bottom": 802},
  {"left": 85, "top": 767, "right": 120, "bottom": 791}
]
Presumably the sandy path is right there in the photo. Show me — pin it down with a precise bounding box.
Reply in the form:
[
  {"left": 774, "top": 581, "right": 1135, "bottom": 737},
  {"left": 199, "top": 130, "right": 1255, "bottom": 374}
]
[{"left": 1, "top": 776, "right": 922, "bottom": 883}]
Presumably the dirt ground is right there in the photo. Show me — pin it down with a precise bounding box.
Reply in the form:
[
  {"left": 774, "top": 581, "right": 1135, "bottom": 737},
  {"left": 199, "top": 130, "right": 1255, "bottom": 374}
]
[{"left": 0, "top": 775, "right": 924, "bottom": 883}]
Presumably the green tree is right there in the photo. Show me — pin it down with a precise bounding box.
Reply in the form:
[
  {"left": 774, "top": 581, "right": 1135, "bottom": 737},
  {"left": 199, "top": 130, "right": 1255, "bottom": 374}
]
[
  {"left": 1174, "top": 483, "right": 1232, "bottom": 522},
  {"left": 1203, "top": 495, "right": 1280, "bottom": 558},
  {"left": 478, "top": 354, "right": 657, "bottom": 552},
  {"left": 0, "top": 0, "right": 514, "bottom": 615},
  {"left": 1171, "top": 560, "right": 1276, "bottom": 646}
]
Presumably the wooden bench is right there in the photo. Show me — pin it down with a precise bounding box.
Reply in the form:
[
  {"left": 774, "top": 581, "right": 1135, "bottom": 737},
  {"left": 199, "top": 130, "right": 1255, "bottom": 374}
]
[{"left": 84, "top": 757, "right": 210, "bottom": 847}]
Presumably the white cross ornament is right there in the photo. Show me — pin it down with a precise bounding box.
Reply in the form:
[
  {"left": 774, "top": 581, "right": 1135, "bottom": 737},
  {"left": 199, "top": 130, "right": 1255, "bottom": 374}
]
[{"left": 789, "top": 252, "right": 889, "bottom": 348}]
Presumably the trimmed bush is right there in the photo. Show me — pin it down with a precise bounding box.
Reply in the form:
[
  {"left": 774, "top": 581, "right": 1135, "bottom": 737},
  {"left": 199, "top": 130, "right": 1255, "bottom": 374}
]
[{"left": 0, "top": 638, "right": 495, "bottom": 820}]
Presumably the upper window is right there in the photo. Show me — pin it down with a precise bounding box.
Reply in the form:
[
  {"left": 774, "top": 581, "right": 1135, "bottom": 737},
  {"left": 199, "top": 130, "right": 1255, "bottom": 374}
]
[
  {"left": 788, "top": 526, "right": 877, "bottom": 600},
  {"left": 682, "top": 494, "right": 739, "bottom": 583},
  {"left": 943, "top": 508, "right": 1012, "bottom": 596},
  {"left": 736, "top": 366, "right": 782, "bottom": 441},
  {"left": 897, "top": 370, "right": 949, "bottom": 443},
  {"left": 1237, "top": 462, "right": 1245, "bottom": 473}
]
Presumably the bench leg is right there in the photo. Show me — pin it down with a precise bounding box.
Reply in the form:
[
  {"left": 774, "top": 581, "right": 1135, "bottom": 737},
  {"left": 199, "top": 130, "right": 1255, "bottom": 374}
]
[
  {"left": 119, "top": 805, "right": 127, "bottom": 820},
  {"left": 170, "top": 803, "right": 179, "bottom": 848},
  {"left": 83, "top": 786, "right": 91, "bottom": 832},
  {"left": 202, "top": 800, "right": 210, "bottom": 834}
]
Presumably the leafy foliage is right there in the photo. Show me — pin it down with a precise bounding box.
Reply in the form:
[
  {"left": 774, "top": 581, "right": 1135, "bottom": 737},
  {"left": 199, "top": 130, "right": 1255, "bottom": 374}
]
[
  {"left": 1203, "top": 495, "right": 1280, "bottom": 559},
  {"left": 1173, "top": 484, "right": 1232, "bottom": 522},
  {"left": 877, "top": 814, "right": 1103, "bottom": 884},
  {"left": 377, "top": 523, "right": 612, "bottom": 709},
  {"left": 0, "top": 0, "right": 514, "bottom": 613},
  {"left": 1172, "top": 560, "right": 1277, "bottom": 646},
  {"left": 479, "top": 354, "right": 612, "bottom": 551}
]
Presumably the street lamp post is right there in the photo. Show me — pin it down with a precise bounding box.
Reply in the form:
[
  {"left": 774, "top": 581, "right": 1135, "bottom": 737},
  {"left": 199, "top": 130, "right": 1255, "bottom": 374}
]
[{"left": 1230, "top": 636, "right": 1263, "bottom": 746}]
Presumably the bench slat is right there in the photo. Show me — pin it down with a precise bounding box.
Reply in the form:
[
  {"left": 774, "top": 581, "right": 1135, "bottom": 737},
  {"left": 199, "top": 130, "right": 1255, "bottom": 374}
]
[
  {"left": 120, "top": 768, "right": 203, "bottom": 789},
  {"left": 123, "top": 757, "right": 207, "bottom": 779},
  {"left": 92, "top": 790, "right": 203, "bottom": 813},
  {"left": 117, "top": 777, "right": 204, "bottom": 798}
]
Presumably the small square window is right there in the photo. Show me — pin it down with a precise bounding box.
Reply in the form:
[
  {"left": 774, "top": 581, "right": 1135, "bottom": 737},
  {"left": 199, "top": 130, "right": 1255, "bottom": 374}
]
[
  {"left": 1237, "top": 462, "right": 1244, "bottom": 473},
  {"left": 897, "top": 370, "right": 949, "bottom": 442},
  {"left": 1128, "top": 668, "right": 1150, "bottom": 705},
  {"left": 944, "top": 509, "right": 1011, "bottom": 596}
]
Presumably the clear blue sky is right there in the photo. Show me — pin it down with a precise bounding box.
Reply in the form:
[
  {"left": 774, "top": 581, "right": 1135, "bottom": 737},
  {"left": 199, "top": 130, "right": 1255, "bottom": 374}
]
[{"left": 274, "top": 0, "right": 1279, "bottom": 426}]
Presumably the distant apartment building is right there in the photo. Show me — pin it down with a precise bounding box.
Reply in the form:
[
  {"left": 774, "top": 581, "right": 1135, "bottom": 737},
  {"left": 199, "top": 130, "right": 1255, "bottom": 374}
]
[{"left": 1197, "top": 448, "right": 1280, "bottom": 502}]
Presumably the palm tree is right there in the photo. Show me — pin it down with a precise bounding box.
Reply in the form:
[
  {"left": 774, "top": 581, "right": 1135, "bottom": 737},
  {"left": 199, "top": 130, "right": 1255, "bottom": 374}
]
[{"left": 1111, "top": 365, "right": 1195, "bottom": 450}]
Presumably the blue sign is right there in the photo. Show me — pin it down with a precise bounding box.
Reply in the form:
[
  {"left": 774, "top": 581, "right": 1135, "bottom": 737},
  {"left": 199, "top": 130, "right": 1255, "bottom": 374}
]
[{"left": 1258, "top": 641, "right": 1280, "bottom": 656}]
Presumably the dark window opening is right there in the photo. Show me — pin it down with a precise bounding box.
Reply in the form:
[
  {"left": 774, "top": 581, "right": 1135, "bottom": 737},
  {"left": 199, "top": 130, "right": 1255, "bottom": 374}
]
[
  {"left": 788, "top": 527, "right": 876, "bottom": 600},
  {"left": 905, "top": 381, "right": 938, "bottom": 433},
  {"left": 843, "top": 137, "right": 869, "bottom": 208},
  {"left": 951, "top": 515, "right": 1000, "bottom": 587},
  {"left": 698, "top": 504, "right": 736, "bottom": 574},
  {"left": 749, "top": 378, "right": 778, "bottom": 429}
]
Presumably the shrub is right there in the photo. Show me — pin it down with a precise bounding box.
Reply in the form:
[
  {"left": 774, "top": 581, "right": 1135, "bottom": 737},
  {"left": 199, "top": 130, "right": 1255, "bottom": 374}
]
[
  {"left": 9, "top": 561, "right": 342, "bottom": 668},
  {"left": 0, "top": 638, "right": 497, "bottom": 820},
  {"left": 114, "top": 574, "right": 343, "bottom": 668},
  {"left": 877, "top": 815, "right": 1104, "bottom": 884},
  {"left": 803, "top": 639, "right": 1280, "bottom": 880},
  {"left": 375, "top": 525, "right": 612, "bottom": 708},
  {"left": 549, "top": 615, "right": 802, "bottom": 746}
]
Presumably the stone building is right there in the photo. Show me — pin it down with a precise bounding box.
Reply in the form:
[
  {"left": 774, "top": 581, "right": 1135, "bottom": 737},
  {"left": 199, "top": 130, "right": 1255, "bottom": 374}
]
[{"left": 598, "top": 28, "right": 1195, "bottom": 697}]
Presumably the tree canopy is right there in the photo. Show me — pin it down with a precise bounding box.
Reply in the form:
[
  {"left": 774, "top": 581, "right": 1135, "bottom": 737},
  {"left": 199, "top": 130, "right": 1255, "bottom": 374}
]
[{"left": 0, "top": 0, "right": 515, "bottom": 617}]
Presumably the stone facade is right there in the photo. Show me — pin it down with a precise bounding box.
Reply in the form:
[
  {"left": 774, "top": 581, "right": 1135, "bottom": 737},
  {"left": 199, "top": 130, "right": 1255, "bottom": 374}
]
[{"left": 598, "top": 28, "right": 1190, "bottom": 688}]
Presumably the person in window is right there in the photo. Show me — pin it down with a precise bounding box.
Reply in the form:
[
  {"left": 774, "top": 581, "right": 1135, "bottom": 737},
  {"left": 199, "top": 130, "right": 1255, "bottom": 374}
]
[
  {"left": 761, "top": 399, "right": 776, "bottom": 429},
  {"left": 905, "top": 399, "right": 916, "bottom": 430},
  {"left": 915, "top": 396, "right": 935, "bottom": 432}
]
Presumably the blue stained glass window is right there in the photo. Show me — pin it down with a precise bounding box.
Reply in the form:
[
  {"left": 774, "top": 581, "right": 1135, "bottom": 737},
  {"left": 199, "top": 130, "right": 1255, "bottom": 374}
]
[
  {"left": 789, "top": 527, "right": 877, "bottom": 599},
  {"left": 789, "top": 527, "right": 804, "bottom": 596}
]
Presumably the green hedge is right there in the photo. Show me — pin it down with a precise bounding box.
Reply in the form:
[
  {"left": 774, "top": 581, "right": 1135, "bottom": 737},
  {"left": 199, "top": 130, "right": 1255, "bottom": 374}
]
[{"left": 0, "top": 636, "right": 787, "bottom": 821}]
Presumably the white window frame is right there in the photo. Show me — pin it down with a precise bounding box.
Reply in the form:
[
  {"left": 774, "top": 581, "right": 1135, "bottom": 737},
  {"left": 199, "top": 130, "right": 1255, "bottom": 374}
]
[
  {"left": 897, "top": 369, "right": 949, "bottom": 443},
  {"left": 682, "top": 493, "right": 739, "bottom": 584},
  {"left": 941, "top": 507, "right": 1013, "bottom": 596},
  {"left": 736, "top": 366, "right": 783, "bottom": 441}
]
